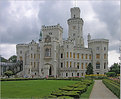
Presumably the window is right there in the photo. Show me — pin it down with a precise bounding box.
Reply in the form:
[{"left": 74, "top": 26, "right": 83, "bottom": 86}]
[
  {"left": 66, "top": 61, "right": 68, "bottom": 68},
  {"left": 70, "top": 52, "right": 72, "bottom": 58},
  {"left": 85, "top": 63, "right": 87, "bottom": 69},
  {"left": 77, "top": 53, "right": 79, "bottom": 59},
  {"left": 73, "top": 33, "right": 75, "bottom": 36},
  {"left": 104, "top": 63, "right": 106, "bottom": 69},
  {"left": 73, "top": 26, "right": 76, "bottom": 29},
  {"left": 34, "top": 62, "right": 36, "bottom": 68},
  {"left": 34, "top": 54, "right": 36, "bottom": 59},
  {"left": 96, "top": 54, "right": 100, "bottom": 59},
  {"left": 96, "top": 62, "right": 100, "bottom": 69},
  {"left": 31, "top": 54, "right": 33, "bottom": 58},
  {"left": 31, "top": 62, "right": 32, "bottom": 65},
  {"left": 38, "top": 54, "right": 40, "bottom": 59},
  {"left": 61, "top": 62, "right": 63, "bottom": 68},
  {"left": 72, "top": 73, "right": 73, "bottom": 77},
  {"left": 89, "top": 54, "right": 91, "bottom": 59},
  {"left": 35, "top": 73, "right": 36, "bottom": 75},
  {"left": 74, "top": 62, "right": 76, "bottom": 67},
  {"left": 67, "top": 52, "right": 68, "bottom": 58},
  {"left": 77, "top": 73, "right": 79, "bottom": 76},
  {"left": 73, "top": 53, "right": 75, "bottom": 58},
  {"left": 20, "top": 51, "right": 22, "bottom": 54},
  {"left": 61, "top": 53, "right": 63, "bottom": 58},
  {"left": 81, "top": 73, "right": 83, "bottom": 76},
  {"left": 104, "top": 54, "right": 106, "bottom": 59},
  {"left": 81, "top": 54, "right": 83, "bottom": 59},
  {"left": 97, "top": 72, "right": 99, "bottom": 74},
  {"left": 104, "top": 47, "right": 106, "bottom": 50},
  {"left": 20, "top": 56, "right": 23, "bottom": 60},
  {"left": 81, "top": 63, "right": 83, "bottom": 69},
  {"left": 31, "top": 47, "right": 33, "bottom": 50},
  {"left": 66, "top": 73, "right": 68, "bottom": 77},
  {"left": 49, "top": 32, "right": 52, "bottom": 35},
  {"left": 70, "top": 61, "right": 72, "bottom": 67},
  {"left": 96, "top": 47, "right": 99, "bottom": 50},
  {"left": 45, "top": 48, "right": 51, "bottom": 57},
  {"left": 85, "top": 54, "right": 87, "bottom": 59},
  {"left": 77, "top": 62, "right": 79, "bottom": 69},
  {"left": 67, "top": 45, "right": 68, "bottom": 48}
]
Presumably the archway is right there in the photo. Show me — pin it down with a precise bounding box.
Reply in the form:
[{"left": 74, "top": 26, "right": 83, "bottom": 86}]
[{"left": 49, "top": 66, "right": 52, "bottom": 75}]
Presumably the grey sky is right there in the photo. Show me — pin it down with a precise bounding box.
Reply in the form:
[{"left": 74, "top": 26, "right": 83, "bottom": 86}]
[{"left": 0, "top": 0, "right": 120, "bottom": 66}]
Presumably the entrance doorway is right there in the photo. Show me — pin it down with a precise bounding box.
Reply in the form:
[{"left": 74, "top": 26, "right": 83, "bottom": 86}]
[{"left": 49, "top": 66, "right": 52, "bottom": 75}]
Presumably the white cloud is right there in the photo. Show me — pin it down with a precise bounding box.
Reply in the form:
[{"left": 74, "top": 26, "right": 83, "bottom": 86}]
[
  {"left": 108, "top": 50, "right": 120, "bottom": 67},
  {"left": 0, "top": 44, "right": 16, "bottom": 59}
]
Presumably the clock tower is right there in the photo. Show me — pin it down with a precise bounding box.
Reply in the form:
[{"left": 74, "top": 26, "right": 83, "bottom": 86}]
[{"left": 67, "top": 7, "right": 84, "bottom": 47}]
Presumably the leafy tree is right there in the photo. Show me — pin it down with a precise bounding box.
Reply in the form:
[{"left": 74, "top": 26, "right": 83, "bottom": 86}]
[
  {"left": 86, "top": 63, "right": 93, "bottom": 75},
  {"left": 4, "top": 70, "right": 13, "bottom": 78},
  {"left": 109, "top": 63, "right": 120, "bottom": 75},
  {"left": 106, "top": 72, "right": 116, "bottom": 77},
  {"left": 0, "top": 56, "right": 8, "bottom": 62},
  {"left": 8, "top": 55, "right": 17, "bottom": 63}
]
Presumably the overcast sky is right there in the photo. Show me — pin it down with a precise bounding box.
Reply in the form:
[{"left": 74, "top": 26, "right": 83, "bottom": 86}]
[{"left": 0, "top": 0, "right": 120, "bottom": 67}]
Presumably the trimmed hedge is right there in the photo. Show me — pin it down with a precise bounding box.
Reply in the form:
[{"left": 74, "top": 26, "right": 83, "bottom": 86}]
[
  {"left": 47, "top": 79, "right": 93, "bottom": 98},
  {"left": 102, "top": 79, "right": 120, "bottom": 98},
  {"left": 1, "top": 78, "right": 45, "bottom": 81}
]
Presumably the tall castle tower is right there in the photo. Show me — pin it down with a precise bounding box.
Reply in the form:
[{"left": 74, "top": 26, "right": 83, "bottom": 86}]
[{"left": 67, "top": 7, "right": 84, "bottom": 47}]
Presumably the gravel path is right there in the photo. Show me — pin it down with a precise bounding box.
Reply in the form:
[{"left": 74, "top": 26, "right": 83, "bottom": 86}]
[{"left": 89, "top": 80, "right": 118, "bottom": 99}]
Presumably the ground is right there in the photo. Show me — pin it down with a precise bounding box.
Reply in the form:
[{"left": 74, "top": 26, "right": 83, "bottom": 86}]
[
  {"left": 1, "top": 80, "right": 78, "bottom": 98},
  {"left": 89, "top": 80, "right": 118, "bottom": 99}
]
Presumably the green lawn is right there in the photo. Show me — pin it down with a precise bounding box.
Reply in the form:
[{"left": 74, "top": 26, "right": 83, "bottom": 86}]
[{"left": 1, "top": 80, "right": 78, "bottom": 98}]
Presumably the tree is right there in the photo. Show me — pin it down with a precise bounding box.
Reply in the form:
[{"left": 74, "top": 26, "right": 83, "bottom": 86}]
[
  {"left": 109, "top": 63, "right": 120, "bottom": 75},
  {"left": 86, "top": 63, "right": 93, "bottom": 75},
  {"left": 4, "top": 70, "right": 13, "bottom": 78},
  {"left": 0, "top": 56, "right": 8, "bottom": 62},
  {"left": 106, "top": 72, "right": 116, "bottom": 77},
  {"left": 8, "top": 55, "right": 17, "bottom": 63}
]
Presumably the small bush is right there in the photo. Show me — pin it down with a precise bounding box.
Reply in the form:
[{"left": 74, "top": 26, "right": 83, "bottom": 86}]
[
  {"left": 106, "top": 72, "right": 116, "bottom": 77},
  {"left": 102, "top": 79, "right": 120, "bottom": 98}
]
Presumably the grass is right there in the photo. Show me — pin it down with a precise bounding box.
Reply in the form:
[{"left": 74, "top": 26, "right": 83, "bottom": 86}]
[
  {"left": 80, "top": 80, "right": 94, "bottom": 99},
  {"left": 1, "top": 80, "right": 78, "bottom": 98}
]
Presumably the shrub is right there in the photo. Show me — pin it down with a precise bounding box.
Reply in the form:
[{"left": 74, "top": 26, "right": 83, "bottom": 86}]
[
  {"left": 106, "top": 72, "right": 116, "bottom": 77},
  {"left": 102, "top": 79, "right": 120, "bottom": 98},
  {"left": 57, "top": 96, "right": 73, "bottom": 99}
]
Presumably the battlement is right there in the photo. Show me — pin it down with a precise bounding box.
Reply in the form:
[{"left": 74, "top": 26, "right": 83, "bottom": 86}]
[
  {"left": 89, "top": 39, "right": 109, "bottom": 43},
  {"left": 42, "top": 24, "right": 63, "bottom": 31}
]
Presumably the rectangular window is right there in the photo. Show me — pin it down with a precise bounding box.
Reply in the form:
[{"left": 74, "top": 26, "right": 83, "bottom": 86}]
[
  {"left": 61, "top": 53, "right": 63, "bottom": 58},
  {"left": 96, "top": 54, "right": 100, "bottom": 59},
  {"left": 70, "top": 61, "right": 72, "bottom": 67},
  {"left": 70, "top": 52, "right": 72, "bottom": 58},
  {"left": 89, "top": 54, "right": 91, "bottom": 59},
  {"left": 38, "top": 54, "right": 40, "bottom": 59},
  {"left": 66, "top": 61, "right": 68, "bottom": 68},
  {"left": 104, "top": 63, "right": 106, "bottom": 69},
  {"left": 104, "top": 54, "right": 106, "bottom": 59},
  {"left": 81, "top": 54, "right": 83, "bottom": 59},
  {"left": 34, "top": 62, "right": 36, "bottom": 67},
  {"left": 77, "top": 73, "right": 79, "bottom": 76},
  {"left": 34, "top": 54, "right": 36, "bottom": 59},
  {"left": 85, "top": 54, "right": 87, "bottom": 59},
  {"left": 85, "top": 63, "right": 87, "bottom": 69},
  {"left": 72, "top": 73, "right": 73, "bottom": 77},
  {"left": 81, "top": 63, "right": 83, "bottom": 69},
  {"left": 67, "top": 52, "right": 68, "bottom": 58},
  {"left": 31, "top": 54, "right": 33, "bottom": 58},
  {"left": 104, "top": 47, "right": 106, "bottom": 50},
  {"left": 20, "top": 56, "right": 23, "bottom": 60},
  {"left": 61, "top": 62, "right": 63, "bottom": 68},
  {"left": 74, "top": 62, "right": 76, "bottom": 67},
  {"left": 97, "top": 47, "right": 99, "bottom": 50},
  {"left": 31, "top": 62, "right": 32, "bottom": 65},
  {"left": 77, "top": 62, "right": 79, "bottom": 69},
  {"left": 77, "top": 53, "right": 79, "bottom": 59},
  {"left": 66, "top": 73, "right": 68, "bottom": 77},
  {"left": 81, "top": 73, "right": 83, "bottom": 76},
  {"left": 73, "top": 53, "right": 75, "bottom": 58}
]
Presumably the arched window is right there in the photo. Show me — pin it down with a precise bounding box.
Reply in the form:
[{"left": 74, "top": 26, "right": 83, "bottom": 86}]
[
  {"left": 45, "top": 48, "right": 51, "bottom": 57},
  {"left": 96, "top": 61, "right": 100, "bottom": 69}
]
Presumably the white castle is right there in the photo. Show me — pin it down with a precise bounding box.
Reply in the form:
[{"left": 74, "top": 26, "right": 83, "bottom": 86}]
[{"left": 16, "top": 7, "right": 109, "bottom": 78}]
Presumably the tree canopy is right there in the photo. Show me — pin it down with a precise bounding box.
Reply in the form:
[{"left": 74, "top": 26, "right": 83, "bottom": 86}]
[
  {"left": 109, "top": 63, "right": 120, "bottom": 74},
  {"left": 86, "top": 63, "right": 93, "bottom": 75},
  {"left": 8, "top": 55, "right": 17, "bottom": 63}
]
